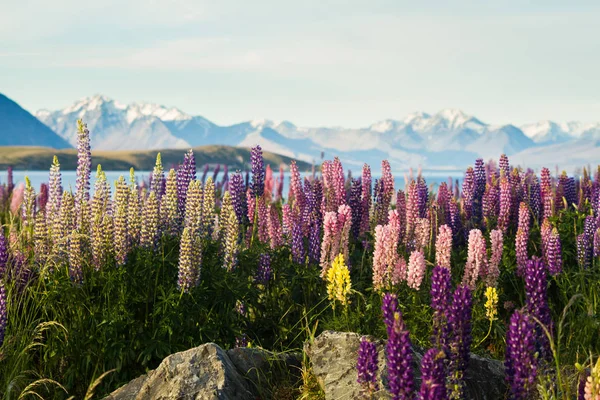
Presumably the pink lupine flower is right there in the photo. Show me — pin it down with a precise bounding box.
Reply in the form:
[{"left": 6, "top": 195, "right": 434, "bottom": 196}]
[
  {"left": 540, "top": 218, "right": 552, "bottom": 264},
  {"left": 257, "top": 196, "right": 269, "bottom": 243},
  {"left": 396, "top": 190, "right": 406, "bottom": 244},
  {"left": 372, "top": 224, "right": 389, "bottom": 290},
  {"left": 498, "top": 175, "right": 511, "bottom": 233},
  {"left": 246, "top": 188, "right": 255, "bottom": 224},
  {"left": 486, "top": 229, "right": 503, "bottom": 286},
  {"left": 415, "top": 217, "right": 431, "bottom": 251},
  {"left": 407, "top": 250, "right": 426, "bottom": 290},
  {"left": 320, "top": 211, "right": 339, "bottom": 277},
  {"left": 463, "top": 229, "right": 487, "bottom": 290},
  {"left": 290, "top": 160, "right": 305, "bottom": 216},
  {"left": 337, "top": 204, "right": 352, "bottom": 263},
  {"left": 540, "top": 168, "right": 553, "bottom": 220},
  {"left": 390, "top": 258, "right": 408, "bottom": 286},
  {"left": 281, "top": 203, "right": 293, "bottom": 243},
  {"left": 435, "top": 224, "right": 453, "bottom": 270},
  {"left": 333, "top": 157, "right": 346, "bottom": 210}
]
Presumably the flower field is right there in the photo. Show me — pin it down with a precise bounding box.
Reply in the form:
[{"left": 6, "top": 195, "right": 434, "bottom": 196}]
[{"left": 1, "top": 119, "right": 600, "bottom": 399}]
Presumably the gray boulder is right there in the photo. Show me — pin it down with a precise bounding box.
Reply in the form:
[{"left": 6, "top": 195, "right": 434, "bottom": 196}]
[
  {"left": 304, "top": 331, "right": 506, "bottom": 400},
  {"left": 104, "top": 343, "right": 253, "bottom": 400}
]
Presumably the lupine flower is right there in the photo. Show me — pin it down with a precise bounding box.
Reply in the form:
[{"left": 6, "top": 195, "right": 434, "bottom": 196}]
[
  {"left": 21, "top": 177, "right": 36, "bottom": 245},
  {"left": 257, "top": 196, "right": 269, "bottom": 244},
  {"left": 326, "top": 253, "right": 351, "bottom": 309},
  {"left": 69, "top": 230, "right": 84, "bottom": 284},
  {"left": 435, "top": 224, "right": 452, "bottom": 270},
  {"left": 360, "top": 164, "right": 372, "bottom": 235},
  {"left": 431, "top": 266, "right": 452, "bottom": 349},
  {"left": 177, "top": 227, "right": 201, "bottom": 293},
  {"left": 396, "top": 190, "right": 406, "bottom": 244},
  {"left": 140, "top": 191, "right": 159, "bottom": 250},
  {"left": 9, "top": 183, "right": 24, "bottom": 216},
  {"left": 546, "top": 228, "right": 562, "bottom": 276},
  {"left": 127, "top": 169, "right": 142, "bottom": 245},
  {"left": 53, "top": 191, "right": 76, "bottom": 263},
  {"left": 150, "top": 153, "right": 165, "bottom": 201},
  {"left": 407, "top": 250, "right": 426, "bottom": 290},
  {"left": 498, "top": 175, "right": 511, "bottom": 232},
  {"left": 463, "top": 229, "right": 487, "bottom": 290},
  {"left": 585, "top": 357, "right": 600, "bottom": 400},
  {"left": 281, "top": 203, "right": 293, "bottom": 240},
  {"left": 290, "top": 160, "right": 305, "bottom": 215},
  {"left": 418, "top": 348, "right": 447, "bottom": 400},
  {"left": 161, "top": 169, "right": 180, "bottom": 236},
  {"left": 75, "top": 119, "right": 92, "bottom": 234},
  {"left": 505, "top": 309, "right": 537, "bottom": 399},
  {"left": 484, "top": 286, "right": 499, "bottom": 322},
  {"left": 38, "top": 183, "right": 48, "bottom": 212},
  {"left": 267, "top": 205, "right": 283, "bottom": 249},
  {"left": 230, "top": 173, "right": 247, "bottom": 225},
  {"left": 448, "top": 197, "right": 462, "bottom": 239},
  {"left": 499, "top": 154, "right": 510, "bottom": 179},
  {"left": 524, "top": 257, "right": 552, "bottom": 360},
  {"left": 373, "top": 224, "right": 390, "bottom": 290},
  {"left": 202, "top": 177, "right": 215, "bottom": 237},
  {"left": 515, "top": 202, "right": 530, "bottom": 275},
  {"left": 235, "top": 300, "right": 247, "bottom": 318},
  {"left": 448, "top": 285, "right": 473, "bottom": 399},
  {"left": 348, "top": 178, "right": 362, "bottom": 239},
  {"left": 91, "top": 166, "right": 113, "bottom": 270},
  {"left": 113, "top": 176, "right": 130, "bottom": 266},
  {"left": 47, "top": 156, "right": 63, "bottom": 237},
  {"left": 579, "top": 369, "right": 589, "bottom": 400},
  {"left": 220, "top": 191, "right": 239, "bottom": 271},
  {"left": 357, "top": 337, "right": 379, "bottom": 395},
  {"left": 382, "top": 292, "right": 399, "bottom": 336},
  {"left": 578, "top": 233, "right": 592, "bottom": 269},
  {"left": 308, "top": 219, "right": 321, "bottom": 264},
  {"left": 235, "top": 334, "right": 249, "bottom": 348},
  {"left": 176, "top": 149, "right": 196, "bottom": 217},
  {"left": 250, "top": 145, "right": 265, "bottom": 198},
  {"left": 255, "top": 253, "right": 272, "bottom": 285},
  {"left": 0, "top": 231, "right": 8, "bottom": 279},
  {"left": 33, "top": 210, "right": 49, "bottom": 267},
  {"left": 406, "top": 181, "right": 419, "bottom": 243},
  {"left": 6, "top": 166, "right": 14, "bottom": 195},
  {"left": 0, "top": 283, "right": 6, "bottom": 347},
  {"left": 374, "top": 160, "right": 394, "bottom": 225},
  {"left": 414, "top": 218, "right": 430, "bottom": 251},
  {"left": 291, "top": 219, "right": 305, "bottom": 264},
  {"left": 462, "top": 167, "right": 474, "bottom": 220},
  {"left": 332, "top": 157, "right": 346, "bottom": 210},
  {"left": 528, "top": 177, "right": 542, "bottom": 223},
  {"left": 485, "top": 229, "right": 503, "bottom": 287},
  {"left": 417, "top": 176, "right": 428, "bottom": 218},
  {"left": 386, "top": 310, "right": 414, "bottom": 400}
]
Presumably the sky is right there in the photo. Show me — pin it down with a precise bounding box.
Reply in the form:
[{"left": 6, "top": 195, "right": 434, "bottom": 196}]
[{"left": 1, "top": 0, "right": 599, "bottom": 128}]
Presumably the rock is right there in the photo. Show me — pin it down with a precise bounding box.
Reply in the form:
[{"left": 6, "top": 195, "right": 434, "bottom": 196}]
[
  {"left": 304, "top": 331, "right": 506, "bottom": 400},
  {"left": 227, "top": 347, "right": 302, "bottom": 396},
  {"left": 104, "top": 343, "right": 253, "bottom": 400}
]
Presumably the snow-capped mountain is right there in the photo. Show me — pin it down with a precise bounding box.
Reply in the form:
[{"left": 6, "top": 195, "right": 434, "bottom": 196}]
[{"left": 36, "top": 95, "right": 600, "bottom": 171}]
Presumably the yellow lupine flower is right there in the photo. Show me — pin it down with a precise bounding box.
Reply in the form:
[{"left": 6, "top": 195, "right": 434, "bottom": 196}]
[
  {"left": 484, "top": 286, "right": 498, "bottom": 322},
  {"left": 326, "top": 254, "right": 352, "bottom": 309}
]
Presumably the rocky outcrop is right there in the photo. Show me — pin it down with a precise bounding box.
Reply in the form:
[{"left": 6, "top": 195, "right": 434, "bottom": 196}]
[
  {"left": 105, "top": 344, "right": 302, "bottom": 400},
  {"left": 304, "top": 330, "right": 506, "bottom": 400}
]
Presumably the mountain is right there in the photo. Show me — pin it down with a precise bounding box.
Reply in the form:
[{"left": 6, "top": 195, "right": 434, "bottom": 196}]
[
  {"left": 0, "top": 93, "right": 71, "bottom": 149},
  {"left": 35, "top": 95, "right": 600, "bottom": 172}
]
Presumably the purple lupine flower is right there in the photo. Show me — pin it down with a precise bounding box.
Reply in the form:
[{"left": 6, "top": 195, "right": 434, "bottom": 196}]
[
  {"left": 524, "top": 257, "right": 552, "bottom": 360},
  {"left": 509, "top": 169, "right": 523, "bottom": 225},
  {"left": 308, "top": 219, "right": 321, "bottom": 264},
  {"left": 528, "top": 177, "right": 542, "bottom": 223},
  {"left": 291, "top": 218, "right": 305, "bottom": 264},
  {"left": 546, "top": 228, "right": 562, "bottom": 276},
  {"left": 386, "top": 311, "right": 414, "bottom": 400},
  {"left": 577, "top": 232, "right": 592, "bottom": 270},
  {"left": 176, "top": 149, "right": 196, "bottom": 218},
  {"left": 0, "top": 282, "right": 6, "bottom": 347},
  {"left": 235, "top": 334, "right": 249, "bottom": 348},
  {"left": 498, "top": 175, "right": 511, "bottom": 233},
  {"left": 578, "top": 371, "right": 588, "bottom": 400},
  {"left": 448, "top": 198, "right": 462, "bottom": 240},
  {"left": 555, "top": 172, "right": 568, "bottom": 212},
  {"left": 482, "top": 178, "right": 499, "bottom": 225},
  {"left": 201, "top": 164, "right": 209, "bottom": 184},
  {"left": 348, "top": 178, "right": 362, "bottom": 239},
  {"left": 267, "top": 205, "right": 283, "bottom": 249},
  {"left": 256, "top": 253, "right": 272, "bottom": 285},
  {"left": 462, "top": 167, "right": 474, "bottom": 221},
  {"left": 357, "top": 337, "right": 379, "bottom": 394},
  {"left": 230, "top": 172, "right": 248, "bottom": 225},
  {"left": 235, "top": 300, "right": 247, "bottom": 318},
  {"left": 505, "top": 309, "right": 537, "bottom": 399},
  {"left": 360, "top": 164, "right": 372, "bottom": 235},
  {"left": 69, "top": 231, "right": 84, "bottom": 284},
  {"left": 417, "top": 176, "right": 428, "bottom": 218},
  {"left": 212, "top": 163, "right": 221, "bottom": 183},
  {"left": 382, "top": 292, "right": 399, "bottom": 336},
  {"left": 290, "top": 160, "right": 305, "bottom": 215},
  {"left": 431, "top": 266, "right": 452, "bottom": 349},
  {"left": 75, "top": 120, "right": 92, "bottom": 232},
  {"left": 417, "top": 348, "right": 447, "bottom": 400},
  {"left": 47, "top": 156, "right": 62, "bottom": 229},
  {"left": 0, "top": 231, "right": 8, "bottom": 279},
  {"left": 437, "top": 182, "right": 451, "bottom": 225},
  {"left": 472, "top": 158, "right": 486, "bottom": 224},
  {"left": 566, "top": 176, "right": 577, "bottom": 207},
  {"left": 540, "top": 168, "right": 553, "bottom": 219},
  {"left": 448, "top": 285, "right": 473, "bottom": 398},
  {"left": 250, "top": 145, "right": 265, "bottom": 198}
]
